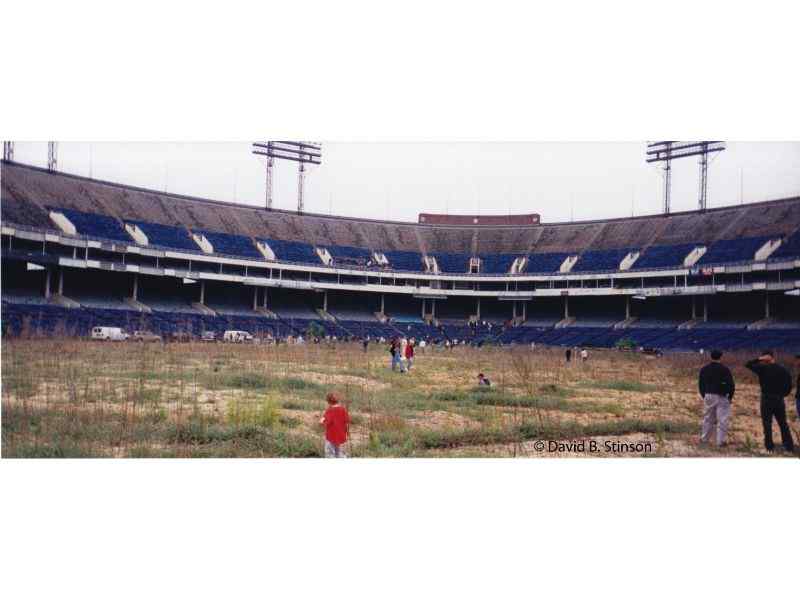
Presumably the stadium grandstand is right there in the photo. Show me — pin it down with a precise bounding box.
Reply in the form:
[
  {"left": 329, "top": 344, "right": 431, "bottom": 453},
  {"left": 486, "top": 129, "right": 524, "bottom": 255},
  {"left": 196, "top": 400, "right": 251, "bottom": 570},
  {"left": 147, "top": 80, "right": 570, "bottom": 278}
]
[{"left": 2, "top": 159, "right": 800, "bottom": 351}]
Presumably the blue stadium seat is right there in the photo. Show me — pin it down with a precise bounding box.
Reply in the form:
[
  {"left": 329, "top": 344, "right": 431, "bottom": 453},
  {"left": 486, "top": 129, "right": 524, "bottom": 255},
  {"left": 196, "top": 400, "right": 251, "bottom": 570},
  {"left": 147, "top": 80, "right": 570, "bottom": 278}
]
[
  {"left": 525, "top": 252, "right": 570, "bottom": 273},
  {"left": 479, "top": 254, "right": 519, "bottom": 274},
  {"left": 697, "top": 236, "right": 772, "bottom": 266},
  {"left": 53, "top": 207, "right": 132, "bottom": 243},
  {"left": 634, "top": 243, "right": 698, "bottom": 270},
  {"left": 261, "top": 238, "right": 321, "bottom": 264},
  {"left": 128, "top": 220, "right": 199, "bottom": 251},
  {"left": 572, "top": 248, "right": 635, "bottom": 273},
  {"left": 770, "top": 229, "right": 800, "bottom": 260},
  {"left": 383, "top": 250, "right": 423, "bottom": 272},
  {"left": 434, "top": 253, "right": 471, "bottom": 273},
  {"left": 195, "top": 229, "right": 262, "bottom": 259},
  {"left": 328, "top": 244, "right": 373, "bottom": 268}
]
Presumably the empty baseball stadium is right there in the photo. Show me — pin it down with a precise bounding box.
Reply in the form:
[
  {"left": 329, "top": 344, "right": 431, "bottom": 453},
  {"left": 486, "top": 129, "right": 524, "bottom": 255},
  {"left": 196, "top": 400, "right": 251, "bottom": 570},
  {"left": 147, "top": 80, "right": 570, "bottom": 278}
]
[{"left": 2, "top": 160, "right": 800, "bottom": 351}]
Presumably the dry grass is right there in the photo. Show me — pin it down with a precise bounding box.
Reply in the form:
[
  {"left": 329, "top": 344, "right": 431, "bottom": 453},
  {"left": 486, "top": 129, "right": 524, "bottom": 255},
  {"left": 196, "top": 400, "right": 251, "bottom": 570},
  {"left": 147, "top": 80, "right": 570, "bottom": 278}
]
[{"left": 2, "top": 339, "right": 797, "bottom": 458}]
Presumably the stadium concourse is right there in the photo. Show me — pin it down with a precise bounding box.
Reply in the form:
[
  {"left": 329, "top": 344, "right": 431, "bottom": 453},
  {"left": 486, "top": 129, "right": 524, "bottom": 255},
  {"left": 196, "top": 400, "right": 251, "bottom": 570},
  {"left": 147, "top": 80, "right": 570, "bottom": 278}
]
[{"left": 2, "top": 160, "right": 800, "bottom": 352}]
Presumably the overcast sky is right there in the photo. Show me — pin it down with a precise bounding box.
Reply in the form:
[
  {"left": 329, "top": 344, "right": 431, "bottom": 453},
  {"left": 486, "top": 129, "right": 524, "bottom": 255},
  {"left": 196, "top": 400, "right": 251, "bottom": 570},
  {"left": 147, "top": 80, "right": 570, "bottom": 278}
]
[{"left": 9, "top": 142, "right": 800, "bottom": 223}]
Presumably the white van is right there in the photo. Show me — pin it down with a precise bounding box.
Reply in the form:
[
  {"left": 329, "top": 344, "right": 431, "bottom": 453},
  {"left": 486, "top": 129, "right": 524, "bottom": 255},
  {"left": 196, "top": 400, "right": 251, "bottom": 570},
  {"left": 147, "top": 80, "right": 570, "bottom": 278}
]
[
  {"left": 223, "top": 330, "right": 254, "bottom": 343},
  {"left": 91, "top": 326, "right": 128, "bottom": 341}
]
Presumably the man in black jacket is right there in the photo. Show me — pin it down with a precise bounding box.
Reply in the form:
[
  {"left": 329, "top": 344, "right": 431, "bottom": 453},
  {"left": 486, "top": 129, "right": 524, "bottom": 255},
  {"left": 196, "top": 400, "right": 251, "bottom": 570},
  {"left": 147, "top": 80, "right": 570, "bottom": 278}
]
[
  {"left": 698, "top": 350, "right": 735, "bottom": 447},
  {"left": 745, "top": 350, "right": 795, "bottom": 453}
]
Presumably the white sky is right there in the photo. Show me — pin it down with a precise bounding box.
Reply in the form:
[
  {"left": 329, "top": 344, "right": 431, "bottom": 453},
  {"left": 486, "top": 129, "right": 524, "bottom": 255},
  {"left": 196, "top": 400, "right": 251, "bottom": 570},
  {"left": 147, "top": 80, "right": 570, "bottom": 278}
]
[{"left": 9, "top": 142, "right": 800, "bottom": 223}]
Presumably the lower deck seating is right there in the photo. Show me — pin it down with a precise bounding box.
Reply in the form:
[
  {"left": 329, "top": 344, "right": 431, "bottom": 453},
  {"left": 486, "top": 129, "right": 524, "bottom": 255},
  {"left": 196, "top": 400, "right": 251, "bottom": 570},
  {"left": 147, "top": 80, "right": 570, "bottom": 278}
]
[{"left": 4, "top": 300, "right": 799, "bottom": 352}]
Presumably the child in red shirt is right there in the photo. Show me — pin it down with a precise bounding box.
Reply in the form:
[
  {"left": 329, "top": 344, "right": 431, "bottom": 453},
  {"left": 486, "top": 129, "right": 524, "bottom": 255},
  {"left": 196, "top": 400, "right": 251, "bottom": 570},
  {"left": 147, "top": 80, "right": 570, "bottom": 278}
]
[{"left": 320, "top": 392, "right": 350, "bottom": 458}]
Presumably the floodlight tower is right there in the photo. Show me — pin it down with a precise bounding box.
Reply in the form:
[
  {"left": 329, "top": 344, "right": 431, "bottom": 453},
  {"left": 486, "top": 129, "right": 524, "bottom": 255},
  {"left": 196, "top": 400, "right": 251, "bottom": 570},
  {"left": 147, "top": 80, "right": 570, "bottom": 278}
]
[
  {"left": 646, "top": 141, "right": 725, "bottom": 212},
  {"left": 252, "top": 141, "right": 322, "bottom": 212},
  {"left": 3, "top": 141, "right": 14, "bottom": 162},
  {"left": 47, "top": 141, "right": 58, "bottom": 172}
]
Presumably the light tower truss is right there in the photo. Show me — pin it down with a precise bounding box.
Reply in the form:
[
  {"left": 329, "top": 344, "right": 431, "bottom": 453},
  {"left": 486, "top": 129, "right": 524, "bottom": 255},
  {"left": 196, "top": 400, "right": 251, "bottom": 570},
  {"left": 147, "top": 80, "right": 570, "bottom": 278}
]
[
  {"left": 646, "top": 141, "right": 725, "bottom": 212},
  {"left": 252, "top": 141, "right": 322, "bottom": 212}
]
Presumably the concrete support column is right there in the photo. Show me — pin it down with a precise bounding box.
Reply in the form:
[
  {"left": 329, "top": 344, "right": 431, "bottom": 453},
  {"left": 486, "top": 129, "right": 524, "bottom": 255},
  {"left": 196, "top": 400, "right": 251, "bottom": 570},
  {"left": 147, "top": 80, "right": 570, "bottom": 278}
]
[
  {"left": 522, "top": 301, "right": 527, "bottom": 321},
  {"left": 564, "top": 296, "right": 570, "bottom": 319},
  {"left": 625, "top": 295, "right": 630, "bottom": 319},
  {"left": 432, "top": 299, "right": 436, "bottom": 318},
  {"left": 44, "top": 268, "right": 51, "bottom": 299},
  {"left": 323, "top": 291, "right": 328, "bottom": 312},
  {"left": 380, "top": 294, "right": 385, "bottom": 314},
  {"left": 512, "top": 301, "right": 517, "bottom": 319},
  {"left": 132, "top": 273, "right": 138, "bottom": 301},
  {"left": 476, "top": 298, "right": 481, "bottom": 320},
  {"left": 692, "top": 296, "right": 697, "bottom": 320},
  {"left": 199, "top": 280, "right": 205, "bottom": 304},
  {"left": 765, "top": 293, "right": 770, "bottom": 319},
  {"left": 263, "top": 287, "right": 268, "bottom": 309},
  {"left": 253, "top": 287, "right": 258, "bottom": 311},
  {"left": 58, "top": 268, "right": 64, "bottom": 296},
  {"left": 702, "top": 295, "right": 708, "bottom": 322}
]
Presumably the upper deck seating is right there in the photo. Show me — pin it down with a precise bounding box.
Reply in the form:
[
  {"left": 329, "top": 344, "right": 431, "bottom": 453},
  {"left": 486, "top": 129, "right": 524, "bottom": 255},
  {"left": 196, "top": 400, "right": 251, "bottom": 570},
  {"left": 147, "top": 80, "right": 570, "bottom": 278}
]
[
  {"left": 329, "top": 244, "right": 373, "bottom": 268},
  {"left": 479, "top": 254, "right": 518, "bottom": 274},
  {"left": 525, "top": 252, "right": 570, "bottom": 274},
  {"left": 383, "top": 250, "right": 423, "bottom": 272},
  {"left": 55, "top": 207, "right": 132, "bottom": 243},
  {"left": 634, "top": 243, "right": 697, "bottom": 270},
  {"left": 770, "top": 230, "right": 800, "bottom": 260},
  {"left": 195, "top": 229, "right": 262, "bottom": 259},
  {"left": 434, "top": 253, "right": 471, "bottom": 273},
  {"left": 572, "top": 248, "right": 635, "bottom": 273},
  {"left": 263, "top": 238, "right": 321, "bottom": 264},
  {"left": 697, "top": 236, "right": 773, "bottom": 266},
  {"left": 128, "top": 220, "right": 199, "bottom": 251}
]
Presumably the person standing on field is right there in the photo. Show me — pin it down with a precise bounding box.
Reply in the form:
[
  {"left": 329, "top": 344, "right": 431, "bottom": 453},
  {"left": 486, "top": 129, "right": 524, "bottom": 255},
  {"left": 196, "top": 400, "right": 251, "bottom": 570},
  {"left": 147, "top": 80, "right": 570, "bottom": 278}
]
[
  {"left": 405, "top": 338, "right": 415, "bottom": 370},
  {"left": 389, "top": 338, "right": 399, "bottom": 371},
  {"left": 320, "top": 392, "right": 350, "bottom": 458},
  {"left": 698, "top": 349, "right": 735, "bottom": 447},
  {"left": 745, "top": 350, "right": 795, "bottom": 453}
]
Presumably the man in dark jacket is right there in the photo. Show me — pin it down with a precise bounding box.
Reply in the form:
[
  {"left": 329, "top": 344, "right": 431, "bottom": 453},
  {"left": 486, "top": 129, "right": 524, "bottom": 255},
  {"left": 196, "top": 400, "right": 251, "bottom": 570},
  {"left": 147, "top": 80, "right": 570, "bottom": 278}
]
[
  {"left": 698, "top": 350, "right": 735, "bottom": 446},
  {"left": 745, "top": 350, "right": 794, "bottom": 453}
]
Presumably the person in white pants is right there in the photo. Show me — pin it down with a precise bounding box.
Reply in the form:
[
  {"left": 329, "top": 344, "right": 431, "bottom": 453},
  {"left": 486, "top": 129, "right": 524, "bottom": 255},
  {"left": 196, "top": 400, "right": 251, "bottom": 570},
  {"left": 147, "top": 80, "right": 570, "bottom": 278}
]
[{"left": 698, "top": 350, "right": 735, "bottom": 447}]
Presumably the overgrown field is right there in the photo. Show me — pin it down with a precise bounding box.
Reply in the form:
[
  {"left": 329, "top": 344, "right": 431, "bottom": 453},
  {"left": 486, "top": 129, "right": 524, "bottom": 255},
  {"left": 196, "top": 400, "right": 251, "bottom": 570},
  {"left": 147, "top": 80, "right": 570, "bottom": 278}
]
[{"left": 2, "top": 339, "right": 797, "bottom": 458}]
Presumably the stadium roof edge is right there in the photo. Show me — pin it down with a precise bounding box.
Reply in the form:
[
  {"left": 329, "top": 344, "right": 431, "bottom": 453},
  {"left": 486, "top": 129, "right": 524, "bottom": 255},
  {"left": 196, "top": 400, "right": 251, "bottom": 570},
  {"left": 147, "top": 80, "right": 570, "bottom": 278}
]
[{"left": 2, "top": 159, "right": 799, "bottom": 230}]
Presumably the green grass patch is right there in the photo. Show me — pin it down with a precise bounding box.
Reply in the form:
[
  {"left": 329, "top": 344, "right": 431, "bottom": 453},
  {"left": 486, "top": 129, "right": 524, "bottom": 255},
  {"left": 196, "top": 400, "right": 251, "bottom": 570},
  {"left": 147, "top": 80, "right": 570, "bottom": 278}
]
[{"left": 580, "top": 380, "right": 659, "bottom": 393}]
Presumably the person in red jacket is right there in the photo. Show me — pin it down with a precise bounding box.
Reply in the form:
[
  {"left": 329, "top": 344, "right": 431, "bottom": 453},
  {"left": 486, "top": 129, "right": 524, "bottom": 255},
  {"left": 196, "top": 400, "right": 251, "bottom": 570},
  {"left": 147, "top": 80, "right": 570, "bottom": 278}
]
[
  {"left": 320, "top": 392, "right": 350, "bottom": 458},
  {"left": 405, "top": 339, "right": 415, "bottom": 371}
]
